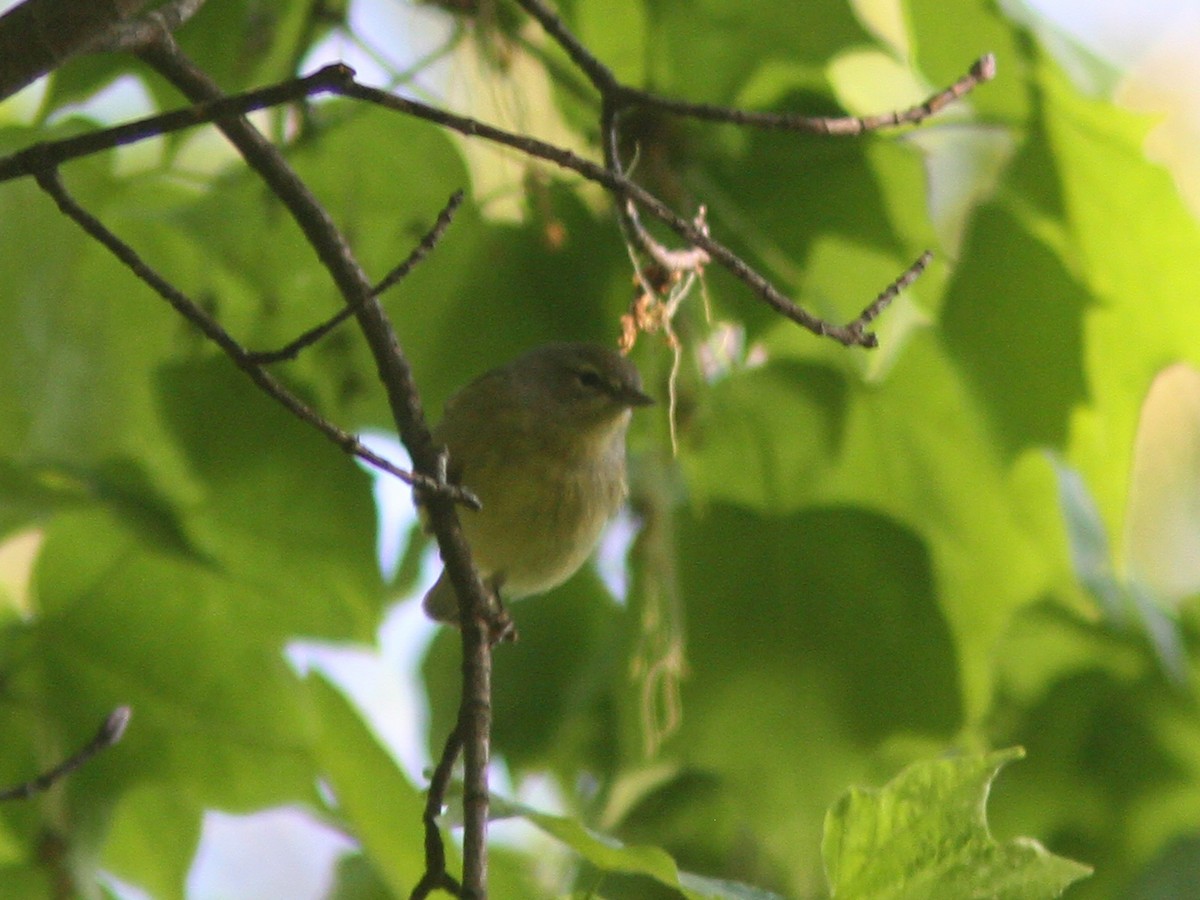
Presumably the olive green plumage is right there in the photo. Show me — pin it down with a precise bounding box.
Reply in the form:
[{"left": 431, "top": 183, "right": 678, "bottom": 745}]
[{"left": 423, "top": 342, "right": 653, "bottom": 623}]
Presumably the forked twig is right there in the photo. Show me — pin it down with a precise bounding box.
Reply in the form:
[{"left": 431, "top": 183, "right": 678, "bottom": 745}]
[
  {"left": 30, "top": 165, "right": 478, "bottom": 510},
  {"left": 410, "top": 725, "right": 466, "bottom": 900}
]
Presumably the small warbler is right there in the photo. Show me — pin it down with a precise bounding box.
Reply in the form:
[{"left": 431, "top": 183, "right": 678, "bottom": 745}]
[{"left": 422, "top": 342, "right": 653, "bottom": 623}]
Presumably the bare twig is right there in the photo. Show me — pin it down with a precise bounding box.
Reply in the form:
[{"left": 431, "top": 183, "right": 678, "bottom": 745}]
[
  {"left": 0, "top": 706, "right": 131, "bottom": 802},
  {"left": 616, "top": 54, "right": 997, "bottom": 134},
  {"left": 855, "top": 250, "right": 933, "bottom": 330},
  {"left": 29, "top": 165, "right": 478, "bottom": 510},
  {"left": 0, "top": 64, "right": 355, "bottom": 183},
  {"left": 249, "top": 189, "right": 465, "bottom": 365}
]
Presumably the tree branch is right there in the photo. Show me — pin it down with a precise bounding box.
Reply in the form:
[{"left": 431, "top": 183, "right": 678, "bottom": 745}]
[
  {"left": 410, "top": 726, "right": 466, "bottom": 899},
  {"left": 248, "top": 189, "right": 465, "bottom": 365},
  {"left": 0, "top": 0, "right": 205, "bottom": 101},
  {"left": 134, "top": 31, "right": 496, "bottom": 899},
  {"left": 0, "top": 706, "right": 131, "bottom": 802}
]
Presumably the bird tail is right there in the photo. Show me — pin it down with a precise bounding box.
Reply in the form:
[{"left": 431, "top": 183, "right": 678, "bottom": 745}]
[{"left": 422, "top": 571, "right": 461, "bottom": 623}]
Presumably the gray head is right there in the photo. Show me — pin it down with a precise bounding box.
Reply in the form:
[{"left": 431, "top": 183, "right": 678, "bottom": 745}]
[{"left": 509, "top": 342, "right": 653, "bottom": 431}]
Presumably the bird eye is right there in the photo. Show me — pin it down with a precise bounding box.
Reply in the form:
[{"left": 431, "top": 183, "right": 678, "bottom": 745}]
[{"left": 576, "top": 369, "right": 605, "bottom": 391}]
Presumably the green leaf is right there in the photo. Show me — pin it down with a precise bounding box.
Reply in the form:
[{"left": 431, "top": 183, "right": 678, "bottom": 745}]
[
  {"left": 1051, "top": 457, "right": 1189, "bottom": 683},
  {"left": 495, "top": 795, "right": 786, "bottom": 900},
  {"left": 1123, "top": 364, "right": 1200, "bottom": 602},
  {"left": 680, "top": 360, "right": 846, "bottom": 512},
  {"left": 305, "top": 673, "right": 428, "bottom": 898},
  {"left": 822, "top": 748, "right": 1092, "bottom": 899}
]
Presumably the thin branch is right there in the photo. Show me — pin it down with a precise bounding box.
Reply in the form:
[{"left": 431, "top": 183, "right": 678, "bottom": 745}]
[
  {"left": 855, "top": 250, "right": 932, "bottom": 329},
  {"left": 372, "top": 190, "right": 466, "bottom": 298},
  {"left": 249, "top": 189, "right": 465, "bottom": 365},
  {"left": 29, "top": 165, "right": 478, "bottom": 510},
  {"left": 616, "top": 54, "right": 998, "bottom": 134},
  {"left": 0, "top": 64, "right": 354, "bottom": 183},
  {"left": 0, "top": 706, "right": 131, "bottom": 802}
]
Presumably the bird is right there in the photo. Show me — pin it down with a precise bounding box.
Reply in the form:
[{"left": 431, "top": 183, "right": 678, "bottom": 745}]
[{"left": 421, "top": 342, "right": 653, "bottom": 623}]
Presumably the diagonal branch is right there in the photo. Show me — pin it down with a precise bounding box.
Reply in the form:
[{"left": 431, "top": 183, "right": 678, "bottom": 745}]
[
  {"left": 0, "top": 706, "right": 131, "bottom": 802},
  {"left": 616, "top": 54, "right": 997, "bottom": 134},
  {"left": 135, "top": 31, "right": 496, "bottom": 899},
  {"left": 249, "top": 189, "right": 465, "bottom": 365}
]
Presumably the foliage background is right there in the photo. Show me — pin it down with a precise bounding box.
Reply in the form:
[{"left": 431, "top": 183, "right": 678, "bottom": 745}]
[{"left": 1, "top": 0, "right": 1199, "bottom": 897}]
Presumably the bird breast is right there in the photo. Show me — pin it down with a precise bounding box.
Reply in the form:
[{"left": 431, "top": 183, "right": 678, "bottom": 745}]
[{"left": 455, "top": 426, "right": 628, "bottom": 597}]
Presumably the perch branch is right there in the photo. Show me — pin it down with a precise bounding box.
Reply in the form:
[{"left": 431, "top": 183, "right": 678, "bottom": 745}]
[{"left": 135, "top": 32, "right": 495, "bottom": 898}]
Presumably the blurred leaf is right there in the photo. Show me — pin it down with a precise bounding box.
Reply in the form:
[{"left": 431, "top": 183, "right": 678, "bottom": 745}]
[
  {"left": 1125, "top": 835, "right": 1200, "bottom": 900},
  {"left": 1122, "top": 364, "right": 1200, "bottom": 602},
  {"left": 306, "top": 673, "right": 427, "bottom": 898},
  {"left": 1052, "top": 458, "right": 1188, "bottom": 684},
  {"left": 645, "top": 0, "right": 867, "bottom": 103},
  {"left": 104, "top": 786, "right": 203, "bottom": 900},
  {"left": 680, "top": 360, "right": 846, "bottom": 512},
  {"left": 940, "top": 193, "right": 1090, "bottom": 455},
  {"left": 823, "top": 748, "right": 1092, "bottom": 899},
  {"left": 495, "top": 794, "right": 787, "bottom": 900},
  {"left": 155, "top": 357, "right": 383, "bottom": 638},
  {"left": 1052, "top": 456, "right": 1123, "bottom": 621}
]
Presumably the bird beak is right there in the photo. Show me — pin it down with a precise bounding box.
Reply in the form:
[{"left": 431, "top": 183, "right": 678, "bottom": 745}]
[{"left": 624, "top": 386, "right": 655, "bottom": 407}]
